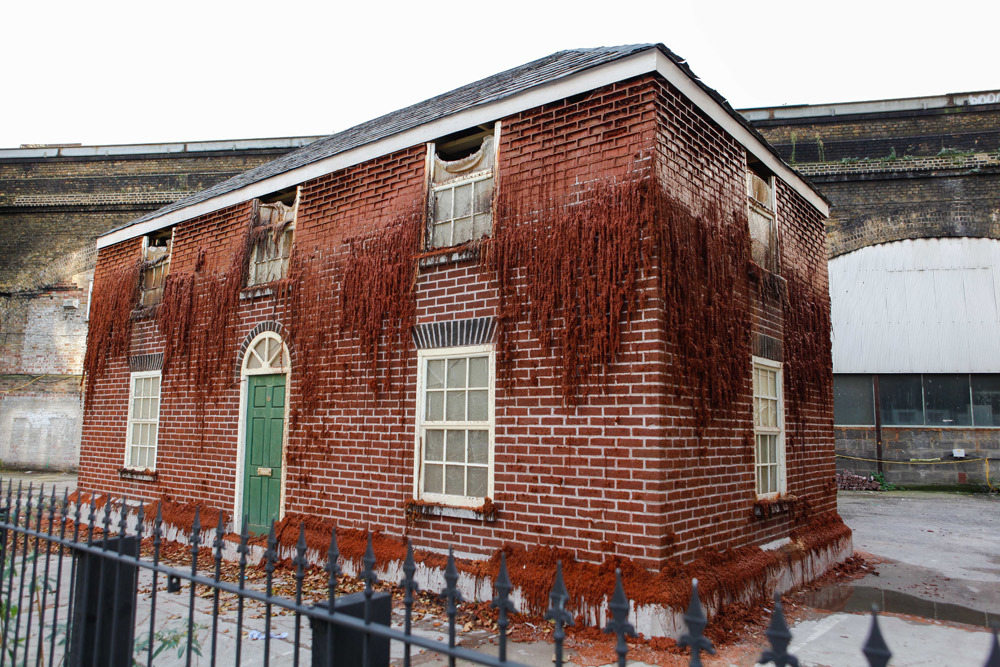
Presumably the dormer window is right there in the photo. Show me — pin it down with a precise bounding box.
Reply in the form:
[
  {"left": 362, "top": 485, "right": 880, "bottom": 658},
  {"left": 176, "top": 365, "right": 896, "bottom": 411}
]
[
  {"left": 428, "top": 125, "right": 497, "bottom": 249},
  {"left": 747, "top": 160, "right": 778, "bottom": 273},
  {"left": 140, "top": 229, "right": 172, "bottom": 306},
  {"left": 248, "top": 187, "right": 299, "bottom": 286}
]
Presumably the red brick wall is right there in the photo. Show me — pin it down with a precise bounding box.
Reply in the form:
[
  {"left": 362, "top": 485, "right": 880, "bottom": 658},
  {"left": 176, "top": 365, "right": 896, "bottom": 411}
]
[{"left": 78, "top": 73, "right": 835, "bottom": 567}]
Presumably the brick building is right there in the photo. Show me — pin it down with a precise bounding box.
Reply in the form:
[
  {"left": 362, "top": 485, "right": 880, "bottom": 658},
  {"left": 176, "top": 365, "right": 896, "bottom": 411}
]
[
  {"left": 79, "top": 44, "right": 842, "bottom": 572},
  {"left": 0, "top": 137, "right": 319, "bottom": 469},
  {"left": 746, "top": 91, "right": 1000, "bottom": 488}
]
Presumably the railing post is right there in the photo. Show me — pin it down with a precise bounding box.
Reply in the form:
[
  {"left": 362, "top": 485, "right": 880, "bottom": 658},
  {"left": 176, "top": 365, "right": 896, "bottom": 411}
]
[{"left": 67, "top": 535, "right": 139, "bottom": 667}]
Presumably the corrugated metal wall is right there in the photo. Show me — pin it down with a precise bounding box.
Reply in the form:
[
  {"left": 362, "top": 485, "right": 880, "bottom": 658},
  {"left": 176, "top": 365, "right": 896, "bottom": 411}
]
[{"left": 830, "top": 237, "right": 1000, "bottom": 373}]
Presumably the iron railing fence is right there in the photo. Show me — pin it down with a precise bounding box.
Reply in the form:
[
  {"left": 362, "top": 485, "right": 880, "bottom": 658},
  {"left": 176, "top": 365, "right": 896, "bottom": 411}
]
[{"left": 0, "top": 480, "right": 998, "bottom": 667}]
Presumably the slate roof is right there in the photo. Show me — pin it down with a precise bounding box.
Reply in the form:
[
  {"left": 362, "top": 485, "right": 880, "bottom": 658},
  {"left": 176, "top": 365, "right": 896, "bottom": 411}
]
[{"left": 111, "top": 43, "right": 811, "bottom": 235}]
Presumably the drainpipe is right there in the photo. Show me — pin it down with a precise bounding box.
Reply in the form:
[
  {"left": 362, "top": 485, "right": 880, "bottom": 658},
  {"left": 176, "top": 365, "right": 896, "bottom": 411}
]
[{"left": 872, "top": 375, "right": 884, "bottom": 475}]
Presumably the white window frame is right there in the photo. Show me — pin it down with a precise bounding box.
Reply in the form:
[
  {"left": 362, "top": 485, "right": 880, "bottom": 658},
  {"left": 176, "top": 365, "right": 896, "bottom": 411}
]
[
  {"left": 747, "top": 167, "right": 779, "bottom": 272},
  {"left": 413, "top": 344, "right": 495, "bottom": 507},
  {"left": 124, "top": 370, "right": 162, "bottom": 471},
  {"left": 248, "top": 188, "right": 299, "bottom": 287},
  {"left": 426, "top": 123, "right": 500, "bottom": 250},
  {"left": 752, "top": 357, "right": 786, "bottom": 499},
  {"left": 140, "top": 230, "right": 173, "bottom": 306}
]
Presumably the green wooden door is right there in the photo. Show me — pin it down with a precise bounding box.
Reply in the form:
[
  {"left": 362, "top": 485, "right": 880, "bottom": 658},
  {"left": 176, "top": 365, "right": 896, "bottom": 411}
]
[{"left": 243, "top": 374, "right": 285, "bottom": 535}]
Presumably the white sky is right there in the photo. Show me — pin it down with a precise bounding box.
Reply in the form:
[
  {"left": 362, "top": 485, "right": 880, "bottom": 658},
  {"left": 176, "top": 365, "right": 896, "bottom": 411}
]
[{"left": 3, "top": 0, "right": 998, "bottom": 149}]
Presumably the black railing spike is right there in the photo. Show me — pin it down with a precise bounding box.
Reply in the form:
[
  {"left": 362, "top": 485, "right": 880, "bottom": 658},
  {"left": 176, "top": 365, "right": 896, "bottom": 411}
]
[
  {"left": 293, "top": 523, "right": 307, "bottom": 667},
  {"left": 326, "top": 527, "right": 341, "bottom": 586},
  {"left": 985, "top": 623, "right": 1000, "bottom": 667},
  {"left": 402, "top": 541, "right": 419, "bottom": 667},
  {"left": 402, "top": 540, "right": 419, "bottom": 594},
  {"left": 362, "top": 531, "right": 377, "bottom": 591},
  {"left": 862, "top": 605, "right": 892, "bottom": 667},
  {"left": 265, "top": 521, "right": 278, "bottom": 568},
  {"left": 678, "top": 578, "right": 715, "bottom": 667},
  {"left": 264, "top": 521, "right": 278, "bottom": 664},
  {"left": 235, "top": 521, "right": 250, "bottom": 667},
  {"left": 86, "top": 489, "right": 97, "bottom": 547},
  {"left": 101, "top": 494, "right": 113, "bottom": 547},
  {"left": 444, "top": 547, "right": 462, "bottom": 602},
  {"left": 603, "top": 568, "right": 636, "bottom": 667},
  {"left": 443, "top": 547, "right": 463, "bottom": 667},
  {"left": 118, "top": 494, "right": 129, "bottom": 538},
  {"left": 295, "top": 522, "right": 308, "bottom": 568},
  {"left": 491, "top": 551, "right": 516, "bottom": 663},
  {"left": 759, "top": 592, "right": 798, "bottom": 667},
  {"left": 135, "top": 501, "right": 145, "bottom": 541},
  {"left": 324, "top": 527, "right": 339, "bottom": 667},
  {"left": 544, "top": 560, "right": 574, "bottom": 667},
  {"left": 214, "top": 512, "right": 225, "bottom": 559},
  {"left": 191, "top": 505, "right": 202, "bottom": 546}
]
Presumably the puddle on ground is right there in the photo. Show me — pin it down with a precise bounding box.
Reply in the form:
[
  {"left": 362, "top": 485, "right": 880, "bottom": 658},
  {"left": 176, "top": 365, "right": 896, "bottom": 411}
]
[{"left": 801, "top": 585, "right": 997, "bottom": 628}]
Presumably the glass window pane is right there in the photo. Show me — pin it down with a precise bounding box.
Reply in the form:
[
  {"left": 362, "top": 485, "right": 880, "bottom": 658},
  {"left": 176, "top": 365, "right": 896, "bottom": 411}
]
[
  {"left": 467, "top": 390, "right": 488, "bottom": 421},
  {"left": 425, "top": 430, "right": 444, "bottom": 461},
  {"left": 130, "top": 448, "right": 139, "bottom": 467},
  {"left": 467, "top": 467, "right": 487, "bottom": 498},
  {"left": 149, "top": 398, "right": 158, "bottom": 418},
  {"left": 424, "top": 464, "right": 443, "bottom": 494},
  {"left": 150, "top": 377, "right": 160, "bottom": 397},
  {"left": 474, "top": 177, "right": 493, "bottom": 214},
  {"left": 923, "top": 374, "right": 972, "bottom": 426},
  {"left": 446, "top": 391, "right": 466, "bottom": 421},
  {"left": 247, "top": 353, "right": 263, "bottom": 369},
  {"left": 453, "top": 217, "right": 473, "bottom": 245},
  {"left": 446, "top": 359, "right": 467, "bottom": 388},
  {"left": 468, "top": 431, "right": 488, "bottom": 464},
  {"left": 468, "top": 357, "right": 488, "bottom": 387},
  {"left": 434, "top": 188, "right": 453, "bottom": 223},
  {"left": 426, "top": 392, "right": 444, "bottom": 421},
  {"left": 446, "top": 430, "right": 465, "bottom": 462},
  {"left": 445, "top": 465, "right": 464, "bottom": 496},
  {"left": 473, "top": 213, "right": 492, "bottom": 238},
  {"left": 454, "top": 182, "right": 472, "bottom": 218},
  {"left": 833, "top": 375, "right": 874, "bottom": 425},
  {"left": 426, "top": 360, "right": 445, "bottom": 389},
  {"left": 878, "top": 374, "right": 924, "bottom": 426},
  {"left": 972, "top": 375, "right": 1000, "bottom": 426},
  {"left": 432, "top": 222, "right": 451, "bottom": 247}
]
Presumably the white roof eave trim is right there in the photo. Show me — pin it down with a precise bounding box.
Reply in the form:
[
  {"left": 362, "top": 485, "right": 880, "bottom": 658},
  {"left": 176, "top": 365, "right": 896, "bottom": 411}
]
[{"left": 97, "top": 48, "right": 826, "bottom": 249}]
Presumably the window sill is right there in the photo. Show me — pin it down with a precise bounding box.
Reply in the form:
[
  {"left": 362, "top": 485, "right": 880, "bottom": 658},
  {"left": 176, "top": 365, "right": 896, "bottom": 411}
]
[
  {"left": 752, "top": 494, "right": 799, "bottom": 520},
  {"left": 416, "top": 243, "right": 480, "bottom": 269},
  {"left": 239, "top": 286, "right": 274, "bottom": 300},
  {"left": 130, "top": 304, "right": 160, "bottom": 321},
  {"left": 119, "top": 467, "right": 158, "bottom": 482},
  {"left": 405, "top": 498, "right": 496, "bottom": 523}
]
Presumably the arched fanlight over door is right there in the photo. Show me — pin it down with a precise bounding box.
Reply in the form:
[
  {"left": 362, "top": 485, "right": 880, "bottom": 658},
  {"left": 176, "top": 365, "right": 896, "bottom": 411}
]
[{"left": 244, "top": 332, "right": 289, "bottom": 374}]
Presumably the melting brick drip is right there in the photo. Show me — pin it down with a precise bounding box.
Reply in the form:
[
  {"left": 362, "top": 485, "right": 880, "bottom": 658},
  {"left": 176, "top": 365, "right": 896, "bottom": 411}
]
[
  {"left": 782, "top": 268, "right": 833, "bottom": 441},
  {"left": 332, "top": 204, "right": 424, "bottom": 395},
  {"left": 484, "top": 163, "right": 751, "bottom": 424},
  {"left": 83, "top": 260, "right": 140, "bottom": 404}
]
